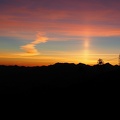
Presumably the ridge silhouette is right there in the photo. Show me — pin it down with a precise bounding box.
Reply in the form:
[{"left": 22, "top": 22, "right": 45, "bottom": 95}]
[{"left": 0, "top": 62, "right": 119, "bottom": 95}]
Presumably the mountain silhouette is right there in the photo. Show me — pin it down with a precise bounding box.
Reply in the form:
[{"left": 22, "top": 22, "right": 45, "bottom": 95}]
[{"left": 0, "top": 62, "right": 119, "bottom": 95}]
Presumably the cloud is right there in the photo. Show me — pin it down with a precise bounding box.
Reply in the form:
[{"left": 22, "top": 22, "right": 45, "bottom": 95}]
[
  {"left": 1, "top": 0, "right": 120, "bottom": 40},
  {"left": 20, "top": 33, "right": 48, "bottom": 55}
]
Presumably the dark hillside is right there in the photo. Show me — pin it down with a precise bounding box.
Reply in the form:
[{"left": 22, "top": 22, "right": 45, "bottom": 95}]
[{"left": 0, "top": 63, "right": 119, "bottom": 95}]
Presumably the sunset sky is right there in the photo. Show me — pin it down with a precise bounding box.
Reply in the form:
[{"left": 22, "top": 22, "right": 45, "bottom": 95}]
[{"left": 0, "top": 0, "right": 120, "bottom": 66}]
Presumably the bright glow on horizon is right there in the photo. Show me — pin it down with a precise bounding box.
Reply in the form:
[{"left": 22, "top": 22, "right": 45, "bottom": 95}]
[{"left": 81, "top": 37, "right": 90, "bottom": 64}]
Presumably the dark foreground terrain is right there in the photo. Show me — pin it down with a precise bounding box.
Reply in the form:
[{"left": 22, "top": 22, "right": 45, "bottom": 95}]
[{"left": 0, "top": 62, "right": 119, "bottom": 95}]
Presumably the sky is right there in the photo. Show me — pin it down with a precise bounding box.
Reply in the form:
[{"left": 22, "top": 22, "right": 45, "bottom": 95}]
[{"left": 0, "top": 0, "right": 120, "bottom": 66}]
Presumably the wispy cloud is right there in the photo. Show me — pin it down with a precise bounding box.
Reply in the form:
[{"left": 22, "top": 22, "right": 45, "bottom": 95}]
[{"left": 20, "top": 33, "right": 48, "bottom": 56}]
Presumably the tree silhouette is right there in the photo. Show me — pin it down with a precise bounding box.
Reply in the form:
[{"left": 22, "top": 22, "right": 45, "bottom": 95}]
[{"left": 97, "top": 59, "right": 104, "bottom": 65}]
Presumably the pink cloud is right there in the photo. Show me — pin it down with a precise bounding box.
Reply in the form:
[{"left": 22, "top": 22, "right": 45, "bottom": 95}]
[
  {"left": 1, "top": 1, "right": 120, "bottom": 40},
  {"left": 20, "top": 33, "right": 48, "bottom": 55}
]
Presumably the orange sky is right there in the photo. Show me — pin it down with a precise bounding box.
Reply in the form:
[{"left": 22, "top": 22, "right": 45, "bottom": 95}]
[{"left": 0, "top": 0, "right": 120, "bottom": 66}]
